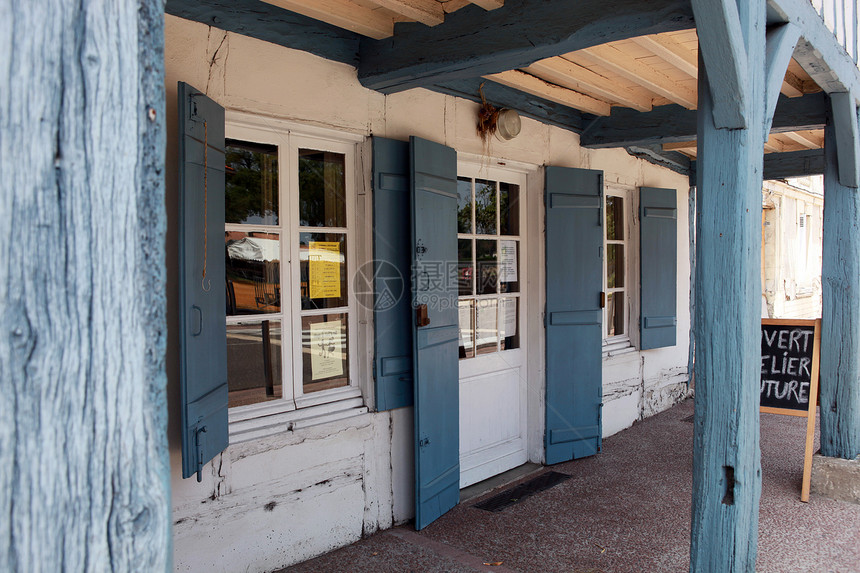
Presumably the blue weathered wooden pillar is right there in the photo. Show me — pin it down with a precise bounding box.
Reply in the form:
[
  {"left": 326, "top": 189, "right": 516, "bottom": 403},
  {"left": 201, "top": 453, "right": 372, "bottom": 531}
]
[
  {"left": 690, "top": 0, "right": 766, "bottom": 570},
  {"left": 0, "top": 1, "right": 170, "bottom": 570},
  {"left": 820, "top": 97, "right": 860, "bottom": 460}
]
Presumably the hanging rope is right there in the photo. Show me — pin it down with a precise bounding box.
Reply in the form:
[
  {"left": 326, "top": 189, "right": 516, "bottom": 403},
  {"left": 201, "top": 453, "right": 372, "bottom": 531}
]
[{"left": 201, "top": 120, "right": 211, "bottom": 293}]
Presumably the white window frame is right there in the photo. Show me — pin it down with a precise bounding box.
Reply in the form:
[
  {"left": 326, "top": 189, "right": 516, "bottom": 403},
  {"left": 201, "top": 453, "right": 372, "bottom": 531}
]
[
  {"left": 223, "top": 112, "right": 365, "bottom": 434},
  {"left": 602, "top": 184, "right": 636, "bottom": 354}
]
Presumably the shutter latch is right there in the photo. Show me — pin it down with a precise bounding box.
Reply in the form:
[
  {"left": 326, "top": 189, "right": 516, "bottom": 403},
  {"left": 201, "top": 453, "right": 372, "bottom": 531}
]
[{"left": 195, "top": 426, "right": 208, "bottom": 483}]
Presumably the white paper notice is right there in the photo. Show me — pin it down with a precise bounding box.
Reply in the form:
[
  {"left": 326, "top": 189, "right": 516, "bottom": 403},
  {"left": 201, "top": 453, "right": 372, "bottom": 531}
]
[
  {"left": 310, "top": 320, "right": 344, "bottom": 380},
  {"left": 500, "top": 298, "right": 517, "bottom": 338},
  {"left": 500, "top": 240, "right": 518, "bottom": 283}
]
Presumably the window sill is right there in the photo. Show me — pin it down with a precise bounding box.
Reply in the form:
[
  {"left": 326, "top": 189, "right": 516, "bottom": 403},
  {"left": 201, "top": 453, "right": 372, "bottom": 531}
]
[{"left": 229, "top": 396, "right": 368, "bottom": 444}]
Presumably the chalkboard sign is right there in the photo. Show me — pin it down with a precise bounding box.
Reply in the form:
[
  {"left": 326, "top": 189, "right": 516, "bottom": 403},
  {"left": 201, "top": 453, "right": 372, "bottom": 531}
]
[
  {"left": 760, "top": 319, "right": 819, "bottom": 413},
  {"left": 760, "top": 318, "right": 821, "bottom": 502}
]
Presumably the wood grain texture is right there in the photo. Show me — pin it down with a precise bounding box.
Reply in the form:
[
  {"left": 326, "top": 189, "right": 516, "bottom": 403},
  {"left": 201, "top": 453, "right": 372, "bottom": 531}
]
[
  {"left": 690, "top": 2, "right": 765, "bottom": 570},
  {"left": 820, "top": 115, "right": 860, "bottom": 460},
  {"left": 689, "top": 149, "right": 827, "bottom": 184},
  {"left": 358, "top": 0, "right": 695, "bottom": 92},
  {"left": 765, "top": 23, "right": 801, "bottom": 133},
  {"left": 0, "top": 1, "right": 169, "bottom": 570},
  {"left": 830, "top": 91, "right": 859, "bottom": 187}
]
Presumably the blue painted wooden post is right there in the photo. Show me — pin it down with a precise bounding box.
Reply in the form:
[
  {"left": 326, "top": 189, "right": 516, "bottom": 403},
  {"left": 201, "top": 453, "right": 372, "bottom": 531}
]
[
  {"left": 820, "top": 103, "right": 860, "bottom": 460},
  {"left": 0, "top": 1, "right": 170, "bottom": 570},
  {"left": 690, "top": 1, "right": 766, "bottom": 570}
]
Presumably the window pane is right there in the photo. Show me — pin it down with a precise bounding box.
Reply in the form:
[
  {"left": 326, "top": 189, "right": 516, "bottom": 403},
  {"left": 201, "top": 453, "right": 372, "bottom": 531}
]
[
  {"left": 499, "top": 182, "right": 520, "bottom": 236},
  {"left": 458, "top": 299, "right": 475, "bottom": 359},
  {"left": 476, "top": 299, "right": 498, "bottom": 355},
  {"left": 300, "top": 233, "right": 348, "bottom": 310},
  {"left": 226, "top": 231, "right": 281, "bottom": 315},
  {"left": 299, "top": 149, "right": 346, "bottom": 228},
  {"left": 499, "top": 297, "right": 520, "bottom": 350},
  {"left": 458, "top": 239, "right": 473, "bottom": 296},
  {"left": 607, "top": 292, "right": 625, "bottom": 336},
  {"left": 606, "top": 196, "right": 624, "bottom": 241},
  {"left": 499, "top": 239, "right": 519, "bottom": 293},
  {"left": 475, "top": 179, "right": 497, "bottom": 235},
  {"left": 227, "top": 320, "right": 282, "bottom": 407},
  {"left": 457, "top": 177, "right": 473, "bottom": 234},
  {"left": 225, "top": 140, "right": 279, "bottom": 226},
  {"left": 301, "top": 313, "right": 349, "bottom": 393},
  {"left": 476, "top": 239, "right": 498, "bottom": 295},
  {"left": 607, "top": 244, "right": 625, "bottom": 288}
]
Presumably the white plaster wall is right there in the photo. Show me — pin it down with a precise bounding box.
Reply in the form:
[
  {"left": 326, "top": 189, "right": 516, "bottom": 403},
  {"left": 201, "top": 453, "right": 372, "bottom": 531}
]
[{"left": 165, "top": 15, "right": 693, "bottom": 571}]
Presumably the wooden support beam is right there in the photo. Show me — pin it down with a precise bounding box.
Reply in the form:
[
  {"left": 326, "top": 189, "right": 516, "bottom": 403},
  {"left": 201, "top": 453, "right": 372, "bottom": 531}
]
[
  {"left": 527, "top": 58, "right": 653, "bottom": 112},
  {"left": 765, "top": 23, "right": 802, "bottom": 134},
  {"left": 691, "top": 0, "right": 748, "bottom": 128},
  {"left": 165, "top": 0, "right": 362, "bottom": 66},
  {"left": 2, "top": 0, "right": 170, "bottom": 569},
  {"left": 820, "top": 119, "right": 860, "bottom": 460},
  {"left": 373, "top": 0, "right": 444, "bottom": 26},
  {"left": 428, "top": 77, "right": 585, "bottom": 132},
  {"left": 261, "top": 0, "right": 395, "bottom": 39},
  {"left": 631, "top": 33, "right": 698, "bottom": 78},
  {"left": 571, "top": 45, "right": 698, "bottom": 109},
  {"left": 830, "top": 91, "right": 860, "bottom": 187},
  {"left": 689, "top": 149, "right": 826, "bottom": 183},
  {"left": 691, "top": 2, "right": 765, "bottom": 569},
  {"left": 485, "top": 70, "right": 611, "bottom": 116},
  {"left": 580, "top": 92, "right": 827, "bottom": 149},
  {"left": 358, "top": 0, "right": 695, "bottom": 92}
]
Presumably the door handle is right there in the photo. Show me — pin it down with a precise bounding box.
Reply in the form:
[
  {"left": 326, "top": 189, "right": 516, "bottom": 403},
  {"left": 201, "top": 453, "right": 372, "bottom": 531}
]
[{"left": 416, "top": 304, "right": 430, "bottom": 327}]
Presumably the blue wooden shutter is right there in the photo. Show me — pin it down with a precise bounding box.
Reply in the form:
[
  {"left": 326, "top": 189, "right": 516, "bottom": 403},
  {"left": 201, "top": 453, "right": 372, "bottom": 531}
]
[
  {"left": 410, "top": 136, "right": 460, "bottom": 530},
  {"left": 178, "top": 82, "right": 229, "bottom": 480},
  {"left": 371, "top": 137, "right": 413, "bottom": 411},
  {"left": 544, "top": 166, "right": 603, "bottom": 464},
  {"left": 640, "top": 187, "right": 677, "bottom": 350}
]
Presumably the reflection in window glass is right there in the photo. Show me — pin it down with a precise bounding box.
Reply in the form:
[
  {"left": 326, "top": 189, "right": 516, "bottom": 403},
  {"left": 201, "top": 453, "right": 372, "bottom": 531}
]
[
  {"left": 301, "top": 313, "right": 349, "bottom": 393},
  {"left": 458, "top": 300, "right": 475, "bottom": 359},
  {"left": 499, "top": 182, "right": 519, "bottom": 236},
  {"left": 300, "top": 233, "right": 347, "bottom": 310},
  {"left": 225, "top": 140, "right": 279, "bottom": 226},
  {"left": 476, "top": 299, "right": 498, "bottom": 355},
  {"left": 499, "top": 297, "right": 519, "bottom": 350},
  {"left": 606, "top": 196, "right": 624, "bottom": 241},
  {"left": 475, "top": 179, "right": 497, "bottom": 235},
  {"left": 227, "top": 320, "right": 282, "bottom": 407},
  {"left": 476, "top": 239, "right": 498, "bottom": 295},
  {"left": 458, "top": 239, "right": 473, "bottom": 296},
  {"left": 457, "top": 177, "right": 473, "bottom": 234},
  {"left": 607, "top": 244, "right": 624, "bottom": 288},
  {"left": 607, "top": 292, "right": 624, "bottom": 336},
  {"left": 299, "top": 150, "right": 346, "bottom": 228},
  {"left": 226, "top": 231, "right": 281, "bottom": 315}
]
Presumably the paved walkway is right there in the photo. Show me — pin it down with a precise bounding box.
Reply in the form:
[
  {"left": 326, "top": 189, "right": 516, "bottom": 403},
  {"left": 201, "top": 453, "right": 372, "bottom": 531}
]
[{"left": 282, "top": 399, "right": 860, "bottom": 572}]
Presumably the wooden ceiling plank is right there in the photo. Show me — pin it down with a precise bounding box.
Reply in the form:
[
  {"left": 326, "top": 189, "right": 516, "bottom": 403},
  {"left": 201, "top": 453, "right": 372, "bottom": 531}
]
[
  {"left": 573, "top": 44, "right": 698, "bottom": 109},
  {"left": 373, "top": 0, "right": 444, "bottom": 26},
  {"left": 781, "top": 69, "right": 806, "bottom": 97},
  {"left": 468, "top": 0, "right": 505, "bottom": 9},
  {"left": 485, "top": 70, "right": 611, "bottom": 116},
  {"left": 261, "top": 0, "right": 394, "bottom": 39},
  {"left": 662, "top": 140, "right": 697, "bottom": 151},
  {"left": 765, "top": 134, "right": 786, "bottom": 153},
  {"left": 527, "top": 58, "right": 653, "bottom": 111},
  {"left": 631, "top": 34, "right": 698, "bottom": 78}
]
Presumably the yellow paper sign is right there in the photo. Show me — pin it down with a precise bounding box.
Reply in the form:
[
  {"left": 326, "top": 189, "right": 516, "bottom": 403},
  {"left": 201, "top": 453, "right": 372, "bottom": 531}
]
[{"left": 309, "top": 241, "right": 342, "bottom": 299}]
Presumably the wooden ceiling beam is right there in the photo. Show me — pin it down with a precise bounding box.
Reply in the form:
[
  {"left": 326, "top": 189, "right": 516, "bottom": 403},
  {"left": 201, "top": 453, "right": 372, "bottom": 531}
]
[
  {"left": 527, "top": 58, "right": 653, "bottom": 112},
  {"left": 781, "top": 130, "right": 822, "bottom": 149},
  {"left": 571, "top": 45, "right": 698, "bottom": 109},
  {"left": 359, "top": 0, "right": 695, "bottom": 93},
  {"left": 662, "top": 140, "right": 697, "bottom": 152},
  {"left": 765, "top": 134, "right": 787, "bottom": 153},
  {"left": 781, "top": 69, "right": 805, "bottom": 97},
  {"left": 468, "top": 0, "right": 504, "bottom": 9},
  {"left": 373, "top": 0, "right": 444, "bottom": 26},
  {"left": 485, "top": 70, "right": 612, "bottom": 116},
  {"left": 631, "top": 34, "right": 698, "bottom": 78},
  {"left": 261, "top": 0, "right": 394, "bottom": 39}
]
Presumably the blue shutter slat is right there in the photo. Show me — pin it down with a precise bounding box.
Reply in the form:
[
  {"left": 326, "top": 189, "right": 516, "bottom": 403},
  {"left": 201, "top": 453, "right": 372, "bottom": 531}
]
[
  {"left": 410, "top": 136, "right": 459, "bottom": 530},
  {"left": 178, "top": 82, "right": 229, "bottom": 480},
  {"left": 372, "top": 137, "right": 414, "bottom": 411},
  {"left": 544, "top": 166, "right": 604, "bottom": 465},
  {"left": 640, "top": 187, "right": 677, "bottom": 350}
]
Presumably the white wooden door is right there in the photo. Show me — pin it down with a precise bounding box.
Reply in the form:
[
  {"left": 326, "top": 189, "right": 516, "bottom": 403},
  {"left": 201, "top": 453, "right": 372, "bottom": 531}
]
[{"left": 456, "top": 162, "right": 528, "bottom": 488}]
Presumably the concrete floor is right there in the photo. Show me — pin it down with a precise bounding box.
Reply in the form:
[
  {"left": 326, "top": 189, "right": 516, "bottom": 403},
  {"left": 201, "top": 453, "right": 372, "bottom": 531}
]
[{"left": 281, "top": 398, "right": 860, "bottom": 572}]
